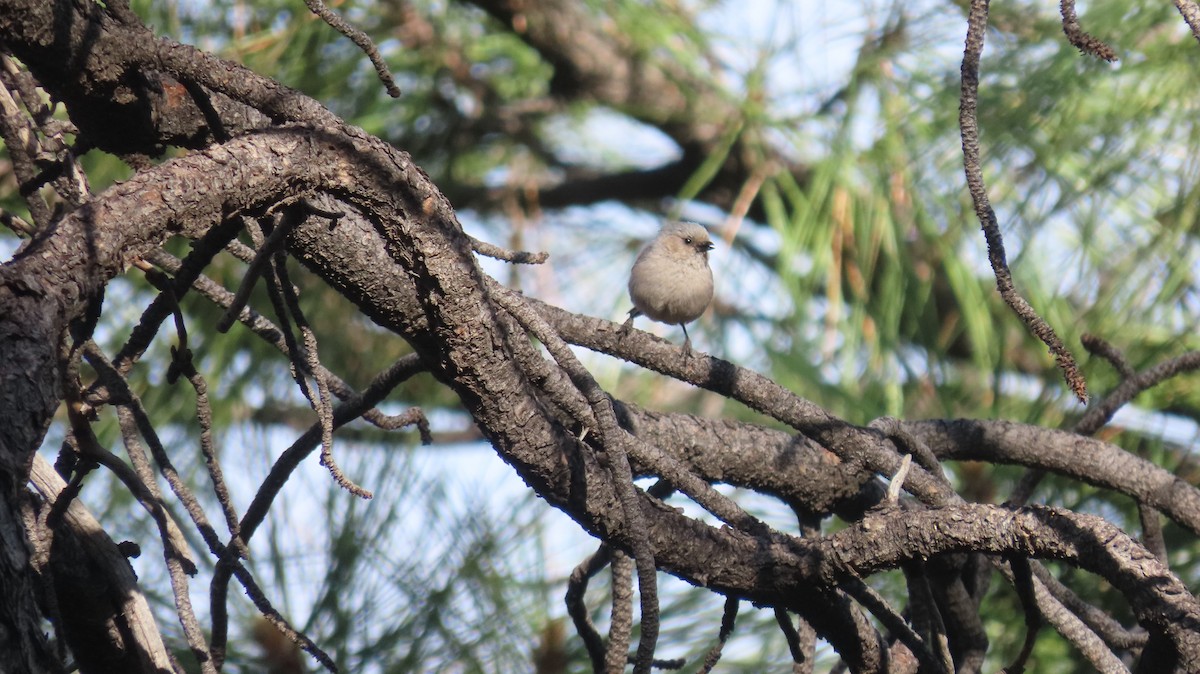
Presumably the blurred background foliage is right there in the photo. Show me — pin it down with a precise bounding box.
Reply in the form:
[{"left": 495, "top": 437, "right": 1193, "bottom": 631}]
[{"left": 5, "top": 0, "right": 1200, "bottom": 671}]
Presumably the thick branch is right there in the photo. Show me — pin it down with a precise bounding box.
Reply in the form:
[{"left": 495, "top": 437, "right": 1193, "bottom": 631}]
[
  {"left": 29, "top": 455, "right": 175, "bottom": 674},
  {"left": 0, "top": 0, "right": 294, "bottom": 154},
  {"left": 906, "top": 419, "right": 1200, "bottom": 536}
]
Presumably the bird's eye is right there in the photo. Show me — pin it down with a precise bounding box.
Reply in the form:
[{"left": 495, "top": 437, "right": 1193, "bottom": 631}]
[{"left": 684, "top": 237, "right": 693, "bottom": 245}]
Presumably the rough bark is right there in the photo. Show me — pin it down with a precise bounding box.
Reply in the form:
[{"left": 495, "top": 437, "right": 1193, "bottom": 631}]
[{"left": 3, "top": 1, "right": 1200, "bottom": 672}]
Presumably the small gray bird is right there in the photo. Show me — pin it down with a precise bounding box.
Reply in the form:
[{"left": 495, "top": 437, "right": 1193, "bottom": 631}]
[{"left": 624, "top": 221, "right": 714, "bottom": 350}]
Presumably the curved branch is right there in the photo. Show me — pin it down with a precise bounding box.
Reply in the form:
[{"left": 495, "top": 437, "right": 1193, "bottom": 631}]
[
  {"left": 303, "top": 0, "right": 401, "bottom": 97},
  {"left": 1060, "top": 0, "right": 1119, "bottom": 61},
  {"left": 522, "top": 299, "right": 1200, "bottom": 538},
  {"left": 1178, "top": 0, "right": 1200, "bottom": 45},
  {"left": 5, "top": 23, "right": 1199, "bottom": 669},
  {"left": 826, "top": 504, "right": 1200, "bottom": 660},
  {"left": 905, "top": 419, "right": 1200, "bottom": 536},
  {"left": 959, "top": 0, "right": 1086, "bottom": 402}
]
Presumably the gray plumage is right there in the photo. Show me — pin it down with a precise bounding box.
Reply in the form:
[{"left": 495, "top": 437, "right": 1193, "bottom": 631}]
[{"left": 624, "top": 221, "right": 714, "bottom": 349}]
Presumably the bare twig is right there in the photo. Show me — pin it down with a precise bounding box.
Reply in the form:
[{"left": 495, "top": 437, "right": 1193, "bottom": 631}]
[
  {"left": 1027, "top": 562, "right": 1146, "bottom": 651},
  {"left": 272, "top": 244, "right": 369, "bottom": 497},
  {"left": 1177, "top": 0, "right": 1200, "bottom": 44},
  {"left": 469, "top": 234, "right": 550, "bottom": 264},
  {"left": 235, "top": 354, "right": 422, "bottom": 544},
  {"left": 565, "top": 545, "right": 612, "bottom": 671},
  {"left": 107, "top": 218, "right": 245, "bottom": 379},
  {"left": 491, "top": 280, "right": 768, "bottom": 534},
  {"left": 147, "top": 273, "right": 248, "bottom": 557},
  {"left": 85, "top": 345, "right": 218, "bottom": 570},
  {"left": 483, "top": 283, "right": 662, "bottom": 671},
  {"left": 1059, "top": 0, "right": 1119, "bottom": 61},
  {"left": 870, "top": 416, "right": 951, "bottom": 489},
  {"left": 112, "top": 406, "right": 214, "bottom": 672},
  {"left": 209, "top": 354, "right": 424, "bottom": 668},
  {"left": 28, "top": 454, "right": 177, "bottom": 673},
  {"left": 564, "top": 482, "right": 682, "bottom": 673},
  {"left": 1081, "top": 334, "right": 1134, "bottom": 379},
  {"left": 179, "top": 78, "right": 229, "bottom": 143},
  {"left": 1139, "top": 503, "right": 1168, "bottom": 566},
  {"left": 1076, "top": 350, "right": 1200, "bottom": 436},
  {"left": 144, "top": 247, "right": 431, "bottom": 438},
  {"left": 225, "top": 236, "right": 258, "bottom": 264},
  {"left": 960, "top": 0, "right": 1087, "bottom": 403},
  {"left": 885, "top": 454, "right": 912, "bottom": 504},
  {"left": 303, "top": 0, "right": 401, "bottom": 97},
  {"left": 1004, "top": 556, "right": 1042, "bottom": 673},
  {"left": 989, "top": 559, "right": 1136, "bottom": 671},
  {"left": 88, "top": 335, "right": 345, "bottom": 673},
  {"left": 842, "top": 576, "right": 946, "bottom": 674},
  {"left": 0, "top": 209, "right": 35, "bottom": 237},
  {"left": 775, "top": 607, "right": 807, "bottom": 667},
  {"left": 697, "top": 597, "right": 739, "bottom": 674},
  {"left": 0, "top": 59, "right": 90, "bottom": 217},
  {"left": 0, "top": 54, "right": 51, "bottom": 123},
  {"left": 217, "top": 214, "right": 299, "bottom": 333},
  {"left": 0, "top": 74, "right": 53, "bottom": 226},
  {"left": 217, "top": 558, "right": 337, "bottom": 672},
  {"left": 904, "top": 563, "right": 954, "bottom": 674},
  {"left": 84, "top": 335, "right": 247, "bottom": 674},
  {"left": 606, "top": 551, "right": 635, "bottom": 673},
  {"left": 1014, "top": 343, "right": 1200, "bottom": 504}
]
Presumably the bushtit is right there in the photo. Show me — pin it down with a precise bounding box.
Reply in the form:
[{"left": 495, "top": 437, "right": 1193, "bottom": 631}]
[{"left": 624, "top": 221, "right": 714, "bottom": 350}]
